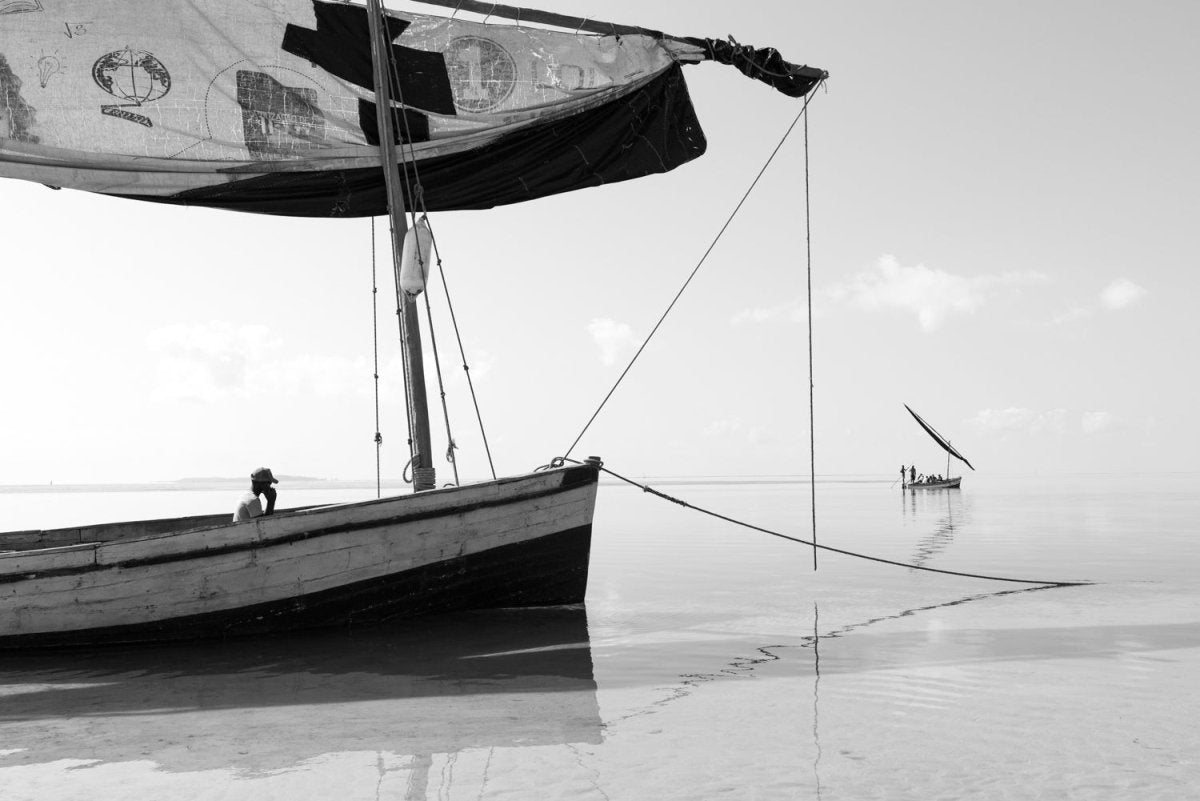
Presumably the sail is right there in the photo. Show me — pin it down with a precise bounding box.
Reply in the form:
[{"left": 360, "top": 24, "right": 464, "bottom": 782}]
[
  {"left": 0, "top": 0, "right": 824, "bottom": 217},
  {"left": 904, "top": 404, "right": 975, "bottom": 471}
]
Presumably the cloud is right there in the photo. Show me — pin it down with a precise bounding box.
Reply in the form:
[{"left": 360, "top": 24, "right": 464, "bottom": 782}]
[
  {"left": 1080, "top": 411, "right": 1116, "bottom": 434},
  {"left": 1051, "top": 306, "right": 1093, "bottom": 325},
  {"left": 702, "top": 417, "right": 743, "bottom": 438},
  {"left": 1099, "top": 279, "right": 1147, "bottom": 310},
  {"left": 701, "top": 417, "right": 768, "bottom": 446},
  {"left": 731, "top": 298, "right": 812, "bottom": 326},
  {"left": 1052, "top": 278, "right": 1148, "bottom": 325},
  {"left": 969, "top": 407, "right": 1069, "bottom": 435},
  {"left": 829, "top": 255, "right": 1045, "bottom": 332},
  {"left": 265, "top": 353, "right": 376, "bottom": 398},
  {"left": 588, "top": 318, "right": 639, "bottom": 366},
  {"left": 147, "top": 322, "right": 409, "bottom": 403},
  {"left": 147, "top": 322, "right": 280, "bottom": 402},
  {"left": 971, "top": 407, "right": 1120, "bottom": 436}
]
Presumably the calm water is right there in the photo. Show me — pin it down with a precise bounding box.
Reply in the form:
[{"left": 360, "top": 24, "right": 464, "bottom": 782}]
[{"left": 1, "top": 474, "right": 1197, "bottom": 800}]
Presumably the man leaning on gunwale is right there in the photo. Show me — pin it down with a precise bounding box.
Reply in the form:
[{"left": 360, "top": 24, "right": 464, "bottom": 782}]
[{"left": 233, "top": 467, "right": 278, "bottom": 522}]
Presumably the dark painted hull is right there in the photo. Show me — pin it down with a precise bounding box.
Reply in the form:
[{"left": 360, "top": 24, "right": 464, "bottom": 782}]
[
  {"left": 904, "top": 477, "right": 962, "bottom": 490},
  {"left": 0, "top": 464, "right": 598, "bottom": 649}
]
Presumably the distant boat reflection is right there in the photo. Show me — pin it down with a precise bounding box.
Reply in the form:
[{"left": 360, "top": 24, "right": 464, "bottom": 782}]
[
  {"left": 905, "top": 486, "right": 968, "bottom": 567},
  {"left": 0, "top": 606, "right": 601, "bottom": 775}
]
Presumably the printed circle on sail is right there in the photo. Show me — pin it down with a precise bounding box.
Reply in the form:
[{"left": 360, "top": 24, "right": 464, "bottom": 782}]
[
  {"left": 443, "top": 36, "right": 516, "bottom": 113},
  {"left": 92, "top": 48, "right": 170, "bottom": 105}
]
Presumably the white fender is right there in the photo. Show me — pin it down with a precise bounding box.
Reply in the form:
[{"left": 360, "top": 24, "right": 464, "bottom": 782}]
[{"left": 399, "top": 217, "right": 434, "bottom": 297}]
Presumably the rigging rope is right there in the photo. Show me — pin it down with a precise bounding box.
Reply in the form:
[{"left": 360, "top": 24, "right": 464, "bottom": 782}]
[
  {"left": 370, "top": 218, "right": 383, "bottom": 498},
  {"left": 385, "top": 34, "right": 456, "bottom": 484},
  {"left": 427, "top": 233, "right": 499, "bottom": 479},
  {"left": 418, "top": 251, "right": 461, "bottom": 485},
  {"left": 562, "top": 80, "right": 827, "bottom": 460},
  {"left": 554, "top": 458, "right": 1091, "bottom": 587},
  {"left": 382, "top": 34, "right": 496, "bottom": 482}
]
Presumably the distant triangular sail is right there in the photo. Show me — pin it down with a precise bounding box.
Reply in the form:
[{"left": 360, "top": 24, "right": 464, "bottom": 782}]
[{"left": 904, "top": 405, "right": 975, "bottom": 471}]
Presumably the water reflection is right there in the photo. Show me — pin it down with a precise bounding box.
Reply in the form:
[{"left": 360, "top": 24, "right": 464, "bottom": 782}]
[
  {"left": 812, "top": 602, "right": 823, "bottom": 800},
  {"left": 904, "top": 487, "right": 969, "bottom": 567},
  {"left": 0, "top": 606, "right": 600, "bottom": 776}
]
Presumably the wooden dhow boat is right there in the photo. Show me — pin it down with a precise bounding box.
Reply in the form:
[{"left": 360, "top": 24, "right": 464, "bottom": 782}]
[
  {"left": 903, "top": 404, "right": 975, "bottom": 491},
  {"left": 0, "top": 0, "right": 825, "bottom": 647},
  {"left": 906, "top": 476, "right": 962, "bottom": 490},
  {"left": 0, "top": 465, "right": 597, "bottom": 648}
]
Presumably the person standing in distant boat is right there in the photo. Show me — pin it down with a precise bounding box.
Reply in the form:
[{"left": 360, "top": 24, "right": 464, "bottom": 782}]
[
  {"left": 233, "top": 467, "right": 279, "bottom": 522},
  {"left": 900, "top": 464, "right": 906, "bottom": 485},
  {"left": 909, "top": 465, "right": 916, "bottom": 484}
]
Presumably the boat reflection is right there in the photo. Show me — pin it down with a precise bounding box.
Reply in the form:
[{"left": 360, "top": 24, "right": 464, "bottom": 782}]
[
  {"left": 0, "top": 606, "right": 601, "bottom": 775},
  {"left": 904, "top": 487, "right": 968, "bottom": 567}
]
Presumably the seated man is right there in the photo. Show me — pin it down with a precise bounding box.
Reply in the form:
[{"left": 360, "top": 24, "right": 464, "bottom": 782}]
[{"left": 233, "top": 467, "right": 279, "bottom": 522}]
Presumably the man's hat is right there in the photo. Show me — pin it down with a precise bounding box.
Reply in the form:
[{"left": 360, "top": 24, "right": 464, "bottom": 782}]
[{"left": 251, "top": 467, "right": 279, "bottom": 484}]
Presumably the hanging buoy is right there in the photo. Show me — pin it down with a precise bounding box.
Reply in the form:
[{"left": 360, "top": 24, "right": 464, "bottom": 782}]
[{"left": 399, "top": 217, "right": 433, "bottom": 297}]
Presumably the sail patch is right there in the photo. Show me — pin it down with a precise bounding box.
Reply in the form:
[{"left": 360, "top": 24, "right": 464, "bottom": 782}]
[
  {"left": 0, "top": 53, "right": 38, "bottom": 142},
  {"left": 236, "top": 71, "right": 330, "bottom": 157}
]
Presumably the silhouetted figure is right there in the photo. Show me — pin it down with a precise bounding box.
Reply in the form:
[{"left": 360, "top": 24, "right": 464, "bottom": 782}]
[
  {"left": 234, "top": 466, "right": 279, "bottom": 523},
  {"left": 909, "top": 465, "right": 916, "bottom": 483}
]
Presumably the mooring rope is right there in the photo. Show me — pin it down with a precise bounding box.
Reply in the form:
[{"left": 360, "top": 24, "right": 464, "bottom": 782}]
[
  {"left": 803, "top": 96, "right": 817, "bottom": 572},
  {"left": 549, "top": 458, "right": 1090, "bottom": 587}
]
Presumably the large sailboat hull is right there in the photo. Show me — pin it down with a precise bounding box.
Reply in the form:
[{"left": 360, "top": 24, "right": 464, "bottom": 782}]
[{"left": 0, "top": 464, "right": 597, "bottom": 649}]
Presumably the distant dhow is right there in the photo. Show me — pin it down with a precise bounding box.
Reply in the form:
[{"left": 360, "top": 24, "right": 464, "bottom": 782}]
[{"left": 902, "top": 405, "right": 975, "bottom": 490}]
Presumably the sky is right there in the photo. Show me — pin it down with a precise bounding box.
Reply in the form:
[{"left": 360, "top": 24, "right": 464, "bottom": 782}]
[{"left": 1, "top": 0, "right": 1197, "bottom": 485}]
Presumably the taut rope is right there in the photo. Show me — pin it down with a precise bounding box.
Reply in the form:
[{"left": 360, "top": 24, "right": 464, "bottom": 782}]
[{"left": 551, "top": 458, "right": 1091, "bottom": 587}]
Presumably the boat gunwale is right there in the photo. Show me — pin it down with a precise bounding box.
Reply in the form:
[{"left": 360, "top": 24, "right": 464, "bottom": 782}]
[{"left": 0, "top": 464, "right": 592, "bottom": 565}]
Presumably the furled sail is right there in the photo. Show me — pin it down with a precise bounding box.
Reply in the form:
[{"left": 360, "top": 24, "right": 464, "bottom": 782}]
[
  {"left": 0, "top": 0, "right": 825, "bottom": 217},
  {"left": 904, "top": 405, "right": 975, "bottom": 471}
]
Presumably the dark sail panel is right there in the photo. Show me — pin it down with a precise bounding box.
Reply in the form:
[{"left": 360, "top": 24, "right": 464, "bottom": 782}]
[
  {"left": 143, "top": 64, "right": 704, "bottom": 216},
  {"left": 905, "top": 405, "right": 975, "bottom": 471},
  {"left": 0, "top": 0, "right": 817, "bottom": 218}
]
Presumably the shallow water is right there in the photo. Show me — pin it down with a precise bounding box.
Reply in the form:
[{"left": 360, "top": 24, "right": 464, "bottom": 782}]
[{"left": 1, "top": 474, "right": 1197, "bottom": 799}]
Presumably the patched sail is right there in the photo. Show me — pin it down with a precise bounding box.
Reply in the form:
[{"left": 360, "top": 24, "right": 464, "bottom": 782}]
[{"left": 0, "top": 0, "right": 823, "bottom": 216}]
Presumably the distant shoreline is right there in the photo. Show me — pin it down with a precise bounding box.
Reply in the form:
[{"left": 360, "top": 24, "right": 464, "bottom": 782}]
[{"left": 3, "top": 471, "right": 1195, "bottom": 494}]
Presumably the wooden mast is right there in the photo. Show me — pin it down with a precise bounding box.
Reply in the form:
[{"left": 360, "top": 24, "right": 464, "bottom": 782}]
[{"left": 366, "top": 0, "right": 435, "bottom": 491}]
